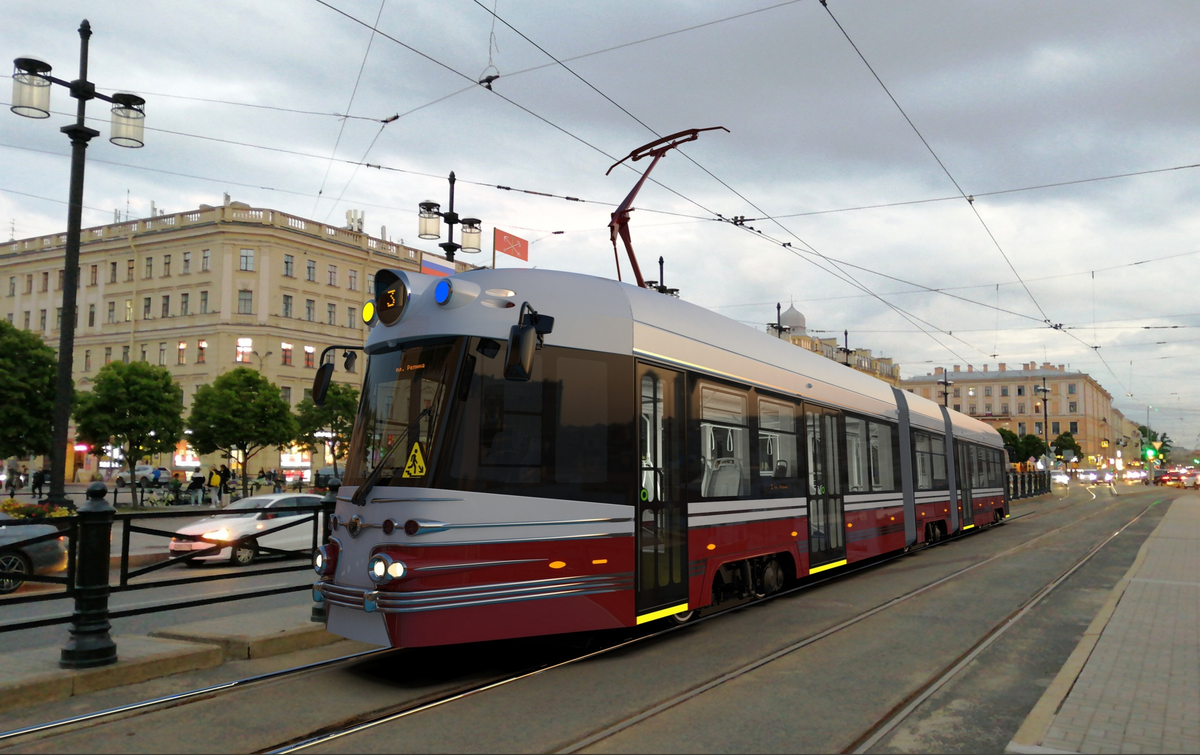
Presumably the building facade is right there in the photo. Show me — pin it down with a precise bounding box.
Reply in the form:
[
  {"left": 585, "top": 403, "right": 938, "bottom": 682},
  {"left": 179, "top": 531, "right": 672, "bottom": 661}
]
[
  {"left": 768, "top": 304, "right": 901, "bottom": 386},
  {"left": 898, "top": 362, "right": 1126, "bottom": 467},
  {"left": 2, "top": 200, "right": 469, "bottom": 482}
]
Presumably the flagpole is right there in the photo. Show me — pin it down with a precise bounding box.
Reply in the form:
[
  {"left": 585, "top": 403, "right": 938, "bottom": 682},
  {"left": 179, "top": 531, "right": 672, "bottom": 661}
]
[{"left": 492, "top": 227, "right": 497, "bottom": 269}]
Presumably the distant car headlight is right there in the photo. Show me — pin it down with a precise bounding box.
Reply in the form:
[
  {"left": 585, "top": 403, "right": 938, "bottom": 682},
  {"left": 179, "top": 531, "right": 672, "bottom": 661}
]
[
  {"left": 202, "top": 528, "right": 231, "bottom": 542},
  {"left": 367, "top": 553, "right": 406, "bottom": 584}
]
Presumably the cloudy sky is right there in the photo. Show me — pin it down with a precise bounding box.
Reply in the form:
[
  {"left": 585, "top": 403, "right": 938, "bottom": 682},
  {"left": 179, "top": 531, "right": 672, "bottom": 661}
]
[{"left": 3, "top": 1, "right": 1198, "bottom": 447}]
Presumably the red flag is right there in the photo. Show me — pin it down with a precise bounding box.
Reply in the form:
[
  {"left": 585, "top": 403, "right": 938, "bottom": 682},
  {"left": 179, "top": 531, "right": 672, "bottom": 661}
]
[{"left": 493, "top": 228, "right": 529, "bottom": 261}]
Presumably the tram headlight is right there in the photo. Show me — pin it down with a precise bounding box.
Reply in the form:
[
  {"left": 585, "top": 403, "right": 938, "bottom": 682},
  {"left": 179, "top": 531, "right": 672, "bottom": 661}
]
[
  {"left": 434, "top": 278, "right": 453, "bottom": 305},
  {"left": 314, "top": 542, "right": 339, "bottom": 577},
  {"left": 362, "top": 300, "right": 378, "bottom": 328},
  {"left": 367, "top": 552, "right": 406, "bottom": 583}
]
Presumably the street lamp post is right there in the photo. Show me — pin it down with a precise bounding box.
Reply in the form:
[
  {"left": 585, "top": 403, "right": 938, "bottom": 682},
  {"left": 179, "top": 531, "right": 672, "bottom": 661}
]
[
  {"left": 417, "top": 172, "right": 482, "bottom": 264},
  {"left": 936, "top": 372, "right": 953, "bottom": 407},
  {"left": 1034, "top": 377, "right": 1051, "bottom": 455},
  {"left": 251, "top": 350, "right": 273, "bottom": 373},
  {"left": 11, "top": 20, "right": 146, "bottom": 512}
]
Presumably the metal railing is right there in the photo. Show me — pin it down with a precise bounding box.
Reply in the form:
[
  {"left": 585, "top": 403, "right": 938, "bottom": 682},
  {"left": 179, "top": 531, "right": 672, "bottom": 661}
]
[
  {"left": 0, "top": 480, "right": 338, "bottom": 667},
  {"left": 1007, "top": 471, "right": 1051, "bottom": 500}
]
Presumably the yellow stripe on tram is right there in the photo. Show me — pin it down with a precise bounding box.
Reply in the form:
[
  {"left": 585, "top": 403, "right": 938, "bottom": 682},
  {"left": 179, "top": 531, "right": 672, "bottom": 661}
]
[
  {"left": 963, "top": 524, "right": 975, "bottom": 530},
  {"left": 636, "top": 603, "right": 690, "bottom": 625},
  {"left": 809, "top": 558, "right": 847, "bottom": 575}
]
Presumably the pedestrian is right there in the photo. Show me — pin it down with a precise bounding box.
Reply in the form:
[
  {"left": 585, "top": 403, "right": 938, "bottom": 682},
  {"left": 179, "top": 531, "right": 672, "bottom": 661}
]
[
  {"left": 188, "top": 468, "right": 205, "bottom": 505},
  {"left": 20, "top": 465, "right": 28, "bottom": 489},
  {"left": 30, "top": 469, "right": 44, "bottom": 499},
  {"left": 273, "top": 468, "right": 284, "bottom": 493},
  {"left": 4, "top": 467, "right": 17, "bottom": 498},
  {"left": 169, "top": 473, "right": 183, "bottom": 504},
  {"left": 208, "top": 466, "right": 223, "bottom": 507},
  {"left": 152, "top": 467, "right": 162, "bottom": 487},
  {"left": 218, "top": 464, "right": 231, "bottom": 500}
]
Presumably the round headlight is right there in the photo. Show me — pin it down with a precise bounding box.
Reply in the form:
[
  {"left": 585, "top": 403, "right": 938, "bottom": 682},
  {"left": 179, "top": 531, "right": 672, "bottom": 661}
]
[
  {"left": 367, "top": 552, "right": 407, "bottom": 584},
  {"left": 313, "top": 542, "right": 339, "bottom": 577},
  {"left": 387, "top": 560, "right": 405, "bottom": 579},
  {"left": 434, "top": 278, "right": 452, "bottom": 305},
  {"left": 362, "top": 300, "right": 377, "bottom": 327}
]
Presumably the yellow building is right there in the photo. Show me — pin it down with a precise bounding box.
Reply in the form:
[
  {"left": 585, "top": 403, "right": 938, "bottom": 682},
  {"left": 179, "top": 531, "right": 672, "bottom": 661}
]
[
  {"left": 769, "top": 304, "right": 901, "bottom": 386},
  {"left": 1, "top": 199, "right": 469, "bottom": 482},
  {"left": 898, "top": 362, "right": 1123, "bottom": 466}
]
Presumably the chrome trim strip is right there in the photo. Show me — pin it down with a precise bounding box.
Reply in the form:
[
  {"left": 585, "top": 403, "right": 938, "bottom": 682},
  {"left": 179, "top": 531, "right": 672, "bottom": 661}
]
[
  {"left": 383, "top": 579, "right": 635, "bottom": 606},
  {"left": 412, "top": 558, "right": 546, "bottom": 572},
  {"left": 393, "top": 571, "right": 634, "bottom": 597},
  {"left": 375, "top": 531, "right": 632, "bottom": 547},
  {"left": 375, "top": 585, "right": 628, "bottom": 613},
  {"left": 406, "top": 516, "right": 634, "bottom": 535},
  {"left": 687, "top": 505, "right": 806, "bottom": 518},
  {"left": 689, "top": 499, "right": 805, "bottom": 515},
  {"left": 368, "top": 497, "right": 465, "bottom": 504}
]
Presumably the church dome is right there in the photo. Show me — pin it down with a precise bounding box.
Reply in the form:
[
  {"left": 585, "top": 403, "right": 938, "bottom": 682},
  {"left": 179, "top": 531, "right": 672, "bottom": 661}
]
[{"left": 780, "top": 303, "right": 806, "bottom": 334}]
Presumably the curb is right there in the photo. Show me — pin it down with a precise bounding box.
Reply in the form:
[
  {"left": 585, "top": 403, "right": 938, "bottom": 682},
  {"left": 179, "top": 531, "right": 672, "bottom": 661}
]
[
  {"left": 151, "top": 622, "right": 340, "bottom": 661},
  {"left": 1004, "top": 508, "right": 1166, "bottom": 753}
]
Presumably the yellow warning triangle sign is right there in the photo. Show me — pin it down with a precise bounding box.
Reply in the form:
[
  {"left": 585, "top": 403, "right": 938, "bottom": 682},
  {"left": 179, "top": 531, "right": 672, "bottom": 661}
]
[{"left": 402, "top": 442, "right": 427, "bottom": 478}]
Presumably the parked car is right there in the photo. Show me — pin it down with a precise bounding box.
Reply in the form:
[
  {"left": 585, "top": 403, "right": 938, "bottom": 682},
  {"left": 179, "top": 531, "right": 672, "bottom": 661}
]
[
  {"left": 1154, "top": 470, "right": 1183, "bottom": 487},
  {"left": 114, "top": 465, "right": 172, "bottom": 488},
  {"left": 1181, "top": 469, "right": 1200, "bottom": 489},
  {"left": 168, "top": 493, "right": 323, "bottom": 566},
  {"left": 0, "top": 512, "right": 68, "bottom": 594}
]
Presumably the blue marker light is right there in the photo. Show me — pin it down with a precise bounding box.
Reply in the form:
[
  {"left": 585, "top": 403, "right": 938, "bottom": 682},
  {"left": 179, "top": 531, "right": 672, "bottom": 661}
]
[{"left": 434, "top": 278, "right": 452, "bottom": 305}]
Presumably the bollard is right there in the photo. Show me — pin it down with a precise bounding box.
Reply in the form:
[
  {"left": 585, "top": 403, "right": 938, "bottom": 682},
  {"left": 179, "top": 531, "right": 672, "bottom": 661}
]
[
  {"left": 311, "top": 477, "right": 340, "bottom": 623},
  {"left": 61, "top": 482, "right": 117, "bottom": 668}
]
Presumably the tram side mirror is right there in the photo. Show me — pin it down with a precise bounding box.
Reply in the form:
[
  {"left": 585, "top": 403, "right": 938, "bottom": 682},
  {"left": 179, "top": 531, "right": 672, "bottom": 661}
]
[
  {"left": 312, "top": 362, "right": 335, "bottom": 406},
  {"left": 504, "top": 324, "right": 537, "bottom": 381},
  {"left": 343, "top": 350, "right": 357, "bottom": 372}
]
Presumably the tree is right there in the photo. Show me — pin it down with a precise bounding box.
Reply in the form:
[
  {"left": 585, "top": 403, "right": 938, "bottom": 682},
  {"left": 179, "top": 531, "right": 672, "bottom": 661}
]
[
  {"left": 188, "top": 368, "right": 297, "bottom": 497},
  {"left": 295, "top": 382, "right": 359, "bottom": 478},
  {"left": 74, "top": 361, "right": 184, "bottom": 482},
  {"left": 997, "top": 428, "right": 1020, "bottom": 462},
  {"left": 1020, "top": 433, "right": 1048, "bottom": 462},
  {"left": 1051, "top": 431, "right": 1083, "bottom": 463},
  {"left": 1139, "top": 425, "right": 1173, "bottom": 464},
  {"left": 0, "top": 320, "right": 57, "bottom": 460}
]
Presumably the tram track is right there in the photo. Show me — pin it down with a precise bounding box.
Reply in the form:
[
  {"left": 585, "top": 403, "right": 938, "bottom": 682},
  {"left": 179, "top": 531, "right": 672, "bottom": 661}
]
[{"left": 0, "top": 488, "right": 1105, "bottom": 754}]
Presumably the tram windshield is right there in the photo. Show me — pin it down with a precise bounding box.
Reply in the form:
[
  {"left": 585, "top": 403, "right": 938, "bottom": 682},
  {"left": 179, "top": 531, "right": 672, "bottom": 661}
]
[{"left": 342, "top": 338, "right": 463, "bottom": 489}]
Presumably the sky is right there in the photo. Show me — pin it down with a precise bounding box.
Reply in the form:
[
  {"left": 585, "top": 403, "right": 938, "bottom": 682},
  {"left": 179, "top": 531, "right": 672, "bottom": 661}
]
[{"left": 2, "top": 0, "right": 1198, "bottom": 449}]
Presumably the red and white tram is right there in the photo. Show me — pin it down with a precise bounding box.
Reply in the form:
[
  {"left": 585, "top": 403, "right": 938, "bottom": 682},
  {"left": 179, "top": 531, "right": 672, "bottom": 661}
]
[{"left": 312, "top": 267, "right": 1008, "bottom": 648}]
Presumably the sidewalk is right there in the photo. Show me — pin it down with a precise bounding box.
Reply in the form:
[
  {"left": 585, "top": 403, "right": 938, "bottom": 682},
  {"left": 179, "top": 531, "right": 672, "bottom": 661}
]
[{"left": 1008, "top": 494, "right": 1200, "bottom": 754}]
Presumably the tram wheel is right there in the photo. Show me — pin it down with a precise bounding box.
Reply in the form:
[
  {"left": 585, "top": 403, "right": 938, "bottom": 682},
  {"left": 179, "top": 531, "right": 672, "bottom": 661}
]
[{"left": 668, "top": 610, "right": 697, "bottom": 626}]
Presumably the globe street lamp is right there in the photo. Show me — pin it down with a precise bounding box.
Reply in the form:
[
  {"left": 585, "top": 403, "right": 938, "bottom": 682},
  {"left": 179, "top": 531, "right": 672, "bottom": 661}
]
[
  {"left": 417, "top": 172, "right": 481, "bottom": 263},
  {"left": 11, "top": 20, "right": 146, "bottom": 513}
]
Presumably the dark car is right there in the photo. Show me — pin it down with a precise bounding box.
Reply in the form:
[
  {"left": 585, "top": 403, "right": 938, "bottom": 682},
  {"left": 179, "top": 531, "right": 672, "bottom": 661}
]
[
  {"left": 0, "top": 512, "right": 69, "bottom": 594},
  {"left": 1154, "top": 470, "right": 1183, "bottom": 486}
]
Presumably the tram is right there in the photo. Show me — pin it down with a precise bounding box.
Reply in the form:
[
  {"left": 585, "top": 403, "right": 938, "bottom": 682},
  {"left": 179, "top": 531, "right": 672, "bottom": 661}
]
[{"left": 312, "top": 267, "right": 1008, "bottom": 648}]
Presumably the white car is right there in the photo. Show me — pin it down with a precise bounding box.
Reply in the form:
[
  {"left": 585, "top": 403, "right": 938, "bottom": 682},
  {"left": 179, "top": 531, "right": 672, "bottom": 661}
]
[
  {"left": 114, "top": 465, "right": 171, "bottom": 488},
  {"left": 169, "top": 493, "right": 323, "bottom": 566}
]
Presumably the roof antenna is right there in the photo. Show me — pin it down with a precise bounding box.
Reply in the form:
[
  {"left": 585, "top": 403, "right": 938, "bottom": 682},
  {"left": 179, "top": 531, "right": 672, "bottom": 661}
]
[{"left": 606, "top": 127, "right": 727, "bottom": 287}]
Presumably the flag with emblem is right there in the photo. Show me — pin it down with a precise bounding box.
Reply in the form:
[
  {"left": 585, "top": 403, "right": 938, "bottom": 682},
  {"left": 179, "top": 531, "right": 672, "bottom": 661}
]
[{"left": 493, "top": 228, "right": 529, "bottom": 261}]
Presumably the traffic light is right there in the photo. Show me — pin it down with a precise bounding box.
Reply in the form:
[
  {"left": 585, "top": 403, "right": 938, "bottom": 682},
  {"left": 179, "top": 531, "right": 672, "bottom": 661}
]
[{"left": 1145, "top": 447, "right": 1156, "bottom": 460}]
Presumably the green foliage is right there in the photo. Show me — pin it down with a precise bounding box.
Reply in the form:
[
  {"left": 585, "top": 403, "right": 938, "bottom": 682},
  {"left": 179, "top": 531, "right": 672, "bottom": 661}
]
[
  {"left": 1138, "top": 425, "right": 1173, "bottom": 463},
  {"left": 188, "top": 367, "right": 297, "bottom": 494},
  {"left": 74, "top": 361, "right": 184, "bottom": 473},
  {"left": 997, "top": 427, "right": 1049, "bottom": 463},
  {"left": 1051, "top": 431, "right": 1083, "bottom": 461},
  {"left": 295, "top": 382, "right": 359, "bottom": 476},
  {"left": 0, "top": 320, "right": 57, "bottom": 459}
]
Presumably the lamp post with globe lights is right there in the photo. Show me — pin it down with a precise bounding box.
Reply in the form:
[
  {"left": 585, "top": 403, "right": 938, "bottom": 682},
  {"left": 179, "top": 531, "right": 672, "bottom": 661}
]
[
  {"left": 417, "top": 172, "right": 482, "bottom": 264},
  {"left": 11, "top": 20, "right": 147, "bottom": 513}
]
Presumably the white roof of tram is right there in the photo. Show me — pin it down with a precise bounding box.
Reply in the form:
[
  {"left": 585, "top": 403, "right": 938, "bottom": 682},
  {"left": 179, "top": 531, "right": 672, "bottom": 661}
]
[{"left": 368, "top": 267, "right": 1001, "bottom": 447}]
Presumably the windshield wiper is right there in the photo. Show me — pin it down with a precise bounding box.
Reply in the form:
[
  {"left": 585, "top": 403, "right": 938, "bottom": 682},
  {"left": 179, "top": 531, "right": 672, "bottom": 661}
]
[{"left": 350, "top": 406, "right": 431, "bottom": 507}]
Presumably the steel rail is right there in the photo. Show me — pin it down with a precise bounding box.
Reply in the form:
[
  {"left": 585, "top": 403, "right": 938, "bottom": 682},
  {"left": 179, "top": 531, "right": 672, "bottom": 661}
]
[{"left": 0, "top": 647, "right": 393, "bottom": 745}]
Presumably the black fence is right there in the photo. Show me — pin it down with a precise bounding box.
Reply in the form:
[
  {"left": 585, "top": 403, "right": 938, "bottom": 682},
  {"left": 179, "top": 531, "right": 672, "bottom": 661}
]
[
  {"left": 0, "top": 481, "right": 338, "bottom": 666},
  {"left": 1008, "top": 471, "right": 1051, "bottom": 500}
]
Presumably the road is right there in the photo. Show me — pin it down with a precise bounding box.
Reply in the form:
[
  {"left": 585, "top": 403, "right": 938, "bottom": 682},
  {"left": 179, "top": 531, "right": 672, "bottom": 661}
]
[{"left": 0, "top": 483, "right": 1180, "bottom": 754}]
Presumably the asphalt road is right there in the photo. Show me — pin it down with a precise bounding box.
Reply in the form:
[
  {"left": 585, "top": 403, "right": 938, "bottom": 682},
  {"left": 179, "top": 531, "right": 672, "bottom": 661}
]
[{"left": 0, "top": 484, "right": 1179, "bottom": 754}]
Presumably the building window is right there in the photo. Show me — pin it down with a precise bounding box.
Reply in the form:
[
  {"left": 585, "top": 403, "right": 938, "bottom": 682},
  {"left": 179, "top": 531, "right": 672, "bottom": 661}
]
[
  {"left": 38, "top": 309, "right": 47, "bottom": 331},
  {"left": 304, "top": 345, "right": 315, "bottom": 368},
  {"left": 303, "top": 388, "right": 312, "bottom": 401},
  {"left": 89, "top": 265, "right": 98, "bottom": 286},
  {"left": 84, "top": 349, "right": 91, "bottom": 371},
  {"left": 984, "top": 403, "right": 992, "bottom": 414},
  {"left": 327, "top": 303, "right": 336, "bottom": 325},
  {"left": 282, "top": 294, "right": 293, "bottom": 319},
  {"left": 327, "top": 264, "right": 337, "bottom": 286},
  {"left": 953, "top": 403, "right": 961, "bottom": 412},
  {"left": 1068, "top": 401, "right": 1078, "bottom": 413},
  {"left": 88, "top": 304, "right": 95, "bottom": 327},
  {"left": 367, "top": 273, "right": 375, "bottom": 292},
  {"left": 7, "top": 277, "right": 14, "bottom": 297},
  {"left": 143, "top": 297, "right": 152, "bottom": 319},
  {"left": 200, "top": 291, "right": 209, "bottom": 314},
  {"left": 57, "top": 269, "right": 64, "bottom": 290},
  {"left": 54, "top": 308, "right": 62, "bottom": 330},
  {"left": 281, "top": 386, "right": 291, "bottom": 405},
  {"left": 107, "top": 301, "right": 115, "bottom": 323},
  {"left": 305, "top": 299, "right": 315, "bottom": 322},
  {"left": 161, "top": 295, "right": 170, "bottom": 318},
  {"left": 140, "top": 344, "right": 148, "bottom": 362},
  {"left": 1000, "top": 402, "right": 1009, "bottom": 415},
  {"left": 239, "top": 248, "right": 255, "bottom": 271},
  {"left": 1069, "top": 421, "right": 1078, "bottom": 434},
  {"left": 162, "top": 254, "right": 171, "bottom": 277},
  {"left": 22, "top": 311, "right": 30, "bottom": 329},
  {"left": 40, "top": 272, "right": 49, "bottom": 292},
  {"left": 348, "top": 270, "right": 358, "bottom": 291},
  {"left": 1018, "top": 422, "right": 1026, "bottom": 436},
  {"left": 238, "top": 290, "right": 253, "bottom": 314},
  {"left": 197, "top": 340, "right": 207, "bottom": 363},
  {"left": 306, "top": 259, "right": 316, "bottom": 282},
  {"left": 984, "top": 386, "right": 992, "bottom": 397},
  {"left": 236, "top": 337, "right": 252, "bottom": 363},
  {"left": 124, "top": 299, "right": 133, "bottom": 322},
  {"left": 1052, "top": 421, "right": 1060, "bottom": 435},
  {"left": 1000, "top": 386, "right": 1009, "bottom": 397},
  {"left": 347, "top": 307, "right": 357, "bottom": 329},
  {"left": 952, "top": 387, "right": 961, "bottom": 398},
  {"left": 283, "top": 254, "right": 295, "bottom": 277},
  {"left": 201, "top": 249, "right": 211, "bottom": 272},
  {"left": 109, "top": 261, "right": 117, "bottom": 283},
  {"left": 281, "top": 342, "right": 293, "bottom": 366},
  {"left": 1016, "top": 385, "right": 1025, "bottom": 396},
  {"left": 158, "top": 342, "right": 166, "bottom": 366},
  {"left": 182, "top": 251, "right": 191, "bottom": 274},
  {"left": 1035, "top": 421, "right": 1043, "bottom": 436},
  {"left": 144, "top": 257, "right": 153, "bottom": 279},
  {"left": 104, "top": 346, "right": 112, "bottom": 365},
  {"left": 1017, "top": 402, "right": 1025, "bottom": 414},
  {"left": 126, "top": 260, "right": 135, "bottom": 281},
  {"left": 122, "top": 345, "right": 130, "bottom": 363},
  {"left": 180, "top": 293, "right": 189, "bottom": 316},
  {"left": 177, "top": 341, "right": 187, "bottom": 365}
]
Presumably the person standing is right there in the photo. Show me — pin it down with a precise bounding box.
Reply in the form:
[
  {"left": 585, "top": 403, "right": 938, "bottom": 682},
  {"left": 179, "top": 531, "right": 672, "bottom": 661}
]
[
  {"left": 219, "top": 464, "right": 231, "bottom": 501},
  {"left": 30, "top": 469, "right": 44, "bottom": 499},
  {"left": 187, "top": 469, "right": 205, "bottom": 506},
  {"left": 5, "top": 467, "right": 17, "bottom": 498},
  {"left": 208, "top": 466, "right": 223, "bottom": 507}
]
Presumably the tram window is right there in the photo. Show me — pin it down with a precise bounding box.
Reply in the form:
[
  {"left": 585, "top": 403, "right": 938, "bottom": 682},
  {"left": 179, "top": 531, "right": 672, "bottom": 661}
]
[
  {"left": 696, "top": 382, "right": 750, "bottom": 498},
  {"left": 914, "top": 432, "right": 933, "bottom": 490},
  {"left": 971, "top": 445, "right": 985, "bottom": 488},
  {"left": 846, "top": 417, "right": 870, "bottom": 493},
  {"left": 757, "top": 397, "right": 802, "bottom": 497},
  {"left": 558, "top": 357, "right": 608, "bottom": 484},
  {"left": 930, "top": 435, "right": 948, "bottom": 489},
  {"left": 869, "top": 421, "right": 899, "bottom": 492}
]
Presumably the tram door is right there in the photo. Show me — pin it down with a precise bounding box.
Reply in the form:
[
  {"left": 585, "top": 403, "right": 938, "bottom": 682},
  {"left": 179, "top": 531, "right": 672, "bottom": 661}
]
[
  {"left": 635, "top": 364, "right": 689, "bottom": 618},
  {"left": 957, "top": 445, "right": 975, "bottom": 529},
  {"left": 805, "top": 405, "right": 846, "bottom": 567}
]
